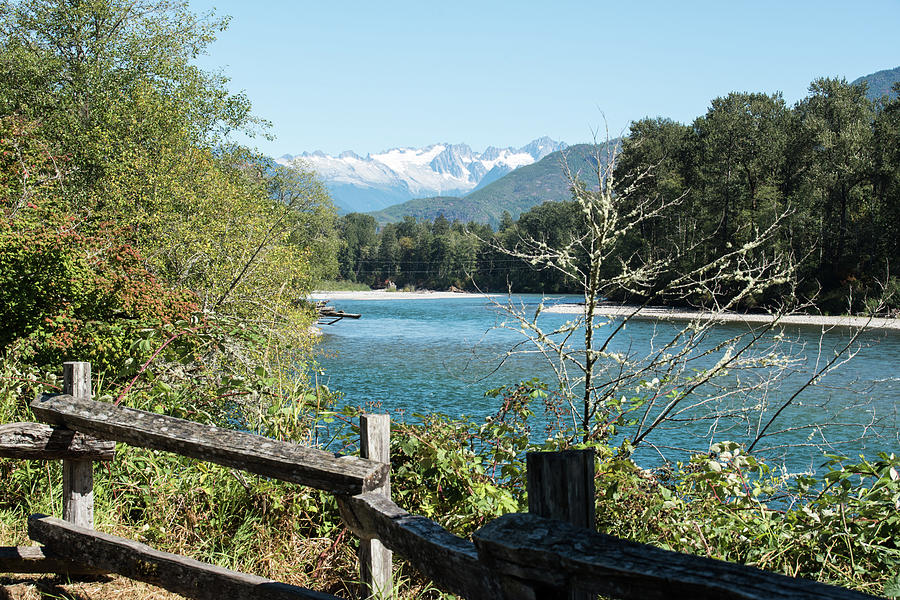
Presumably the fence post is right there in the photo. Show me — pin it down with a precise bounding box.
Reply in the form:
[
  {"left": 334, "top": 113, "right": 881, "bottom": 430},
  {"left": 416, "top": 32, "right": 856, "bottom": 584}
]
[
  {"left": 526, "top": 449, "right": 596, "bottom": 600},
  {"left": 359, "top": 414, "right": 392, "bottom": 599},
  {"left": 62, "top": 361, "right": 94, "bottom": 529}
]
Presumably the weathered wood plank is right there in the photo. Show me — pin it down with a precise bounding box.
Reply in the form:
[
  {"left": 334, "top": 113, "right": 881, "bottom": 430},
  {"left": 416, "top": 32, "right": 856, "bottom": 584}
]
[
  {"left": 31, "top": 394, "right": 388, "bottom": 495},
  {"left": 62, "top": 361, "right": 96, "bottom": 529},
  {"left": 526, "top": 450, "right": 595, "bottom": 529},
  {"left": 472, "top": 512, "right": 880, "bottom": 600},
  {"left": 526, "top": 449, "right": 596, "bottom": 600},
  {"left": 0, "top": 545, "right": 106, "bottom": 575},
  {"left": 0, "top": 423, "right": 114, "bottom": 460},
  {"left": 338, "top": 491, "right": 500, "bottom": 600},
  {"left": 62, "top": 458, "right": 94, "bottom": 529},
  {"left": 358, "top": 414, "right": 392, "bottom": 599},
  {"left": 28, "top": 515, "right": 338, "bottom": 600}
]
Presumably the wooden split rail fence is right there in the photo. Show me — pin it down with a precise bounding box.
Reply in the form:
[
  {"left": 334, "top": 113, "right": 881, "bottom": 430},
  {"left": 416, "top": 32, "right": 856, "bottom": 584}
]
[{"left": 0, "top": 361, "right": 885, "bottom": 599}]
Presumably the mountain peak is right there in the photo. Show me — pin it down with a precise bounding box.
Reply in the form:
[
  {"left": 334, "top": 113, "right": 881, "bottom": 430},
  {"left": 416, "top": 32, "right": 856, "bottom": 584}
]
[
  {"left": 519, "top": 136, "right": 567, "bottom": 160},
  {"left": 281, "top": 137, "right": 565, "bottom": 213}
]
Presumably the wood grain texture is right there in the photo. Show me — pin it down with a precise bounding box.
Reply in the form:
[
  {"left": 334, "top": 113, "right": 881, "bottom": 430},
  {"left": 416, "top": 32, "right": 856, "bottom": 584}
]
[
  {"left": 358, "top": 414, "right": 392, "bottom": 598},
  {"left": 62, "top": 361, "right": 95, "bottom": 529},
  {"left": 338, "top": 491, "right": 500, "bottom": 600},
  {"left": 526, "top": 449, "right": 595, "bottom": 529},
  {"left": 31, "top": 394, "right": 388, "bottom": 495},
  {"left": 62, "top": 362, "right": 91, "bottom": 399},
  {"left": 62, "top": 459, "right": 94, "bottom": 528},
  {"left": 28, "top": 515, "right": 339, "bottom": 600},
  {"left": 0, "top": 422, "right": 114, "bottom": 460},
  {"left": 472, "top": 512, "right": 881, "bottom": 600},
  {"left": 526, "top": 449, "right": 596, "bottom": 600},
  {"left": 0, "top": 545, "right": 106, "bottom": 575}
]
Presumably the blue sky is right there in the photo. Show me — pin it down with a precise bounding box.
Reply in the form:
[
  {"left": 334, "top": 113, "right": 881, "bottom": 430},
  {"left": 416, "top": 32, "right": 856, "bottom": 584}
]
[{"left": 188, "top": 0, "right": 899, "bottom": 157}]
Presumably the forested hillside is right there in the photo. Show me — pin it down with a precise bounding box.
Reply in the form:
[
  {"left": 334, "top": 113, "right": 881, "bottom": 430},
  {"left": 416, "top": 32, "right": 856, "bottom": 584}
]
[
  {"left": 341, "top": 80, "right": 900, "bottom": 314},
  {"left": 368, "top": 142, "right": 612, "bottom": 227},
  {"left": 853, "top": 65, "right": 900, "bottom": 100}
]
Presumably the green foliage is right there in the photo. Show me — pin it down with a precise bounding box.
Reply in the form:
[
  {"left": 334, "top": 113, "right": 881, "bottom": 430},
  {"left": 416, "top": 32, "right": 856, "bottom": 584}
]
[
  {"left": 0, "top": 0, "right": 262, "bottom": 190},
  {"left": 387, "top": 411, "right": 522, "bottom": 534},
  {"left": 0, "top": 0, "right": 338, "bottom": 391},
  {"left": 615, "top": 79, "right": 900, "bottom": 313},
  {"left": 0, "top": 117, "right": 198, "bottom": 374}
]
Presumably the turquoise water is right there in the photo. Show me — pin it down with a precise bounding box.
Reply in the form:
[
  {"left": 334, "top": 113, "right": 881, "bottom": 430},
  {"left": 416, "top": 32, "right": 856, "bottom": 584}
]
[{"left": 315, "top": 295, "right": 899, "bottom": 471}]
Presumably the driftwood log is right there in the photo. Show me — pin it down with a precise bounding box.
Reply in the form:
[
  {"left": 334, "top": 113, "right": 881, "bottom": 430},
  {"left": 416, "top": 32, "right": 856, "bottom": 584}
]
[
  {"left": 28, "top": 515, "right": 338, "bottom": 600},
  {"left": 0, "top": 422, "right": 114, "bottom": 460},
  {"left": 31, "top": 394, "right": 388, "bottom": 495},
  {"left": 472, "top": 512, "right": 881, "bottom": 600},
  {"left": 0, "top": 545, "right": 107, "bottom": 575},
  {"left": 338, "top": 491, "right": 500, "bottom": 600},
  {"left": 315, "top": 301, "right": 361, "bottom": 325}
]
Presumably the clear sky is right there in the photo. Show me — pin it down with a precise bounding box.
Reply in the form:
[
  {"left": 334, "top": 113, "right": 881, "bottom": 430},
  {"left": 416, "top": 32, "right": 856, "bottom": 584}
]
[{"left": 187, "top": 0, "right": 899, "bottom": 157}]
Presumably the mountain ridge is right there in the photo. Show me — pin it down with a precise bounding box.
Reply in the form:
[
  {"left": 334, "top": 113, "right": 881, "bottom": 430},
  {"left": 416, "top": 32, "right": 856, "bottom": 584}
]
[
  {"left": 367, "top": 142, "right": 618, "bottom": 228},
  {"left": 276, "top": 137, "right": 566, "bottom": 212},
  {"left": 851, "top": 65, "right": 900, "bottom": 100}
]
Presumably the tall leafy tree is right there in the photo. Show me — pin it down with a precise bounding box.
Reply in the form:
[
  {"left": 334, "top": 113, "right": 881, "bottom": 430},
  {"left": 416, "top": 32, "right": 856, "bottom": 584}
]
[
  {"left": 693, "top": 92, "right": 789, "bottom": 258},
  {"left": 613, "top": 117, "right": 695, "bottom": 269},
  {"left": 337, "top": 212, "right": 377, "bottom": 282},
  {"left": 869, "top": 84, "right": 900, "bottom": 288},
  {"left": 0, "top": 0, "right": 338, "bottom": 382},
  {"left": 0, "top": 0, "right": 261, "bottom": 200},
  {"left": 795, "top": 78, "right": 874, "bottom": 286}
]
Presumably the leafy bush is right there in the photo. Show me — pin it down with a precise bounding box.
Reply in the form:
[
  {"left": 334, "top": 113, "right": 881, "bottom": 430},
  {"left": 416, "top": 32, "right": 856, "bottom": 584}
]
[
  {"left": 1, "top": 117, "right": 199, "bottom": 375},
  {"left": 2, "top": 368, "right": 898, "bottom": 598}
]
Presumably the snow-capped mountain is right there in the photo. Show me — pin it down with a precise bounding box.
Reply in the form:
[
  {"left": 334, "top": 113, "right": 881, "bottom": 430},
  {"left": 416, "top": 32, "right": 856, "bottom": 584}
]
[{"left": 276, "top": 137, "right": 566, "bottom": 213}]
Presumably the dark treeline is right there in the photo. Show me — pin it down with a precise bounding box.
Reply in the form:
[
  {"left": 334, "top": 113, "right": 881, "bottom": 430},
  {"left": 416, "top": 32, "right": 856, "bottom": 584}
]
[
  {"left": 337, "top": 204, "right": 583, "bottom": 293},
  {"left": 338, "top": 77, "right": 900, "bottom": 313}
]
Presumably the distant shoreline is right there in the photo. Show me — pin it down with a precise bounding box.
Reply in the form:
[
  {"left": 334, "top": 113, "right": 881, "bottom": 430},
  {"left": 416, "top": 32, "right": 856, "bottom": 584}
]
[
  {"left": 310, "top": 290, "right": 899, "bottom": 331},
  {"left": 543, "top": 303, "right": 900, "bottom": 331},
  {"left": 310, "top": 289, "right": 499, "bottom": 301}
]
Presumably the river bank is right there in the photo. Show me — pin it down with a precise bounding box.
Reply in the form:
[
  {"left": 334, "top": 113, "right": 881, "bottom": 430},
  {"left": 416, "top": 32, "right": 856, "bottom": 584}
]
[
  {"left": 543, "top": 303, "right": 900, "bottom": 330},
  {"left": 310, "top": 290, "right": 899, "bottom": 330},
  {"left": 310, "top": 289, "right": 500, "bottom": 301}
]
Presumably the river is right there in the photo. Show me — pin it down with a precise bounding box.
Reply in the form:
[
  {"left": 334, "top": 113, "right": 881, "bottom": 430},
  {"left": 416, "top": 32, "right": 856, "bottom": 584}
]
[{"left": 314, "top": 295, "right": 899, "bottom": 472}]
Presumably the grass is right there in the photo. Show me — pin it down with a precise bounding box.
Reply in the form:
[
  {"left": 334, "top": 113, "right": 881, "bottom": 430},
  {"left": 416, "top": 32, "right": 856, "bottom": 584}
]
[
  {"left": 0, "top": 368, "right": 447, "bottom": 600},
  {"left": 2, "top": 363, "right": 897, "bottom": 599}
]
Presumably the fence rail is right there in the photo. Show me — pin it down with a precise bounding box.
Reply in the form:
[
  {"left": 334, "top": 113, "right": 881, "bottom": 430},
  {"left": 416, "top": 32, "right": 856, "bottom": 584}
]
[
  {"left": 472, "top": 512, "right": 876, "bottom": 600},
  {"left": 31, "top": 393, "right": 388, "bottom": 495},
  {"left": 338, "top": 491, "right": 499, "bottom": 600},
  {"left": 0, "top": 545, "right": 106, "bottom": 576},
  {"left": 0, "top": 422, "right": 114, "bottom": 460},
  {"left": 0, "top": 360, "right": 886, "bottom": 600},
  {"left": 28, "top": 514, "right": 339, "bottom": 600}
]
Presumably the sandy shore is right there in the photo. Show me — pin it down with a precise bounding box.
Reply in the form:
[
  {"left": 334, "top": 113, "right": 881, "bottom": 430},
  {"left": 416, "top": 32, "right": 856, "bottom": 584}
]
[
  {"left": 310, "top": 289, "right": 498, "bottom": 301},
  {"left": 310, "top": 290, "right": 898, "bottom": 330},
  {"left": 543, "top": 303, "right": 900, "bottom": 331}
]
